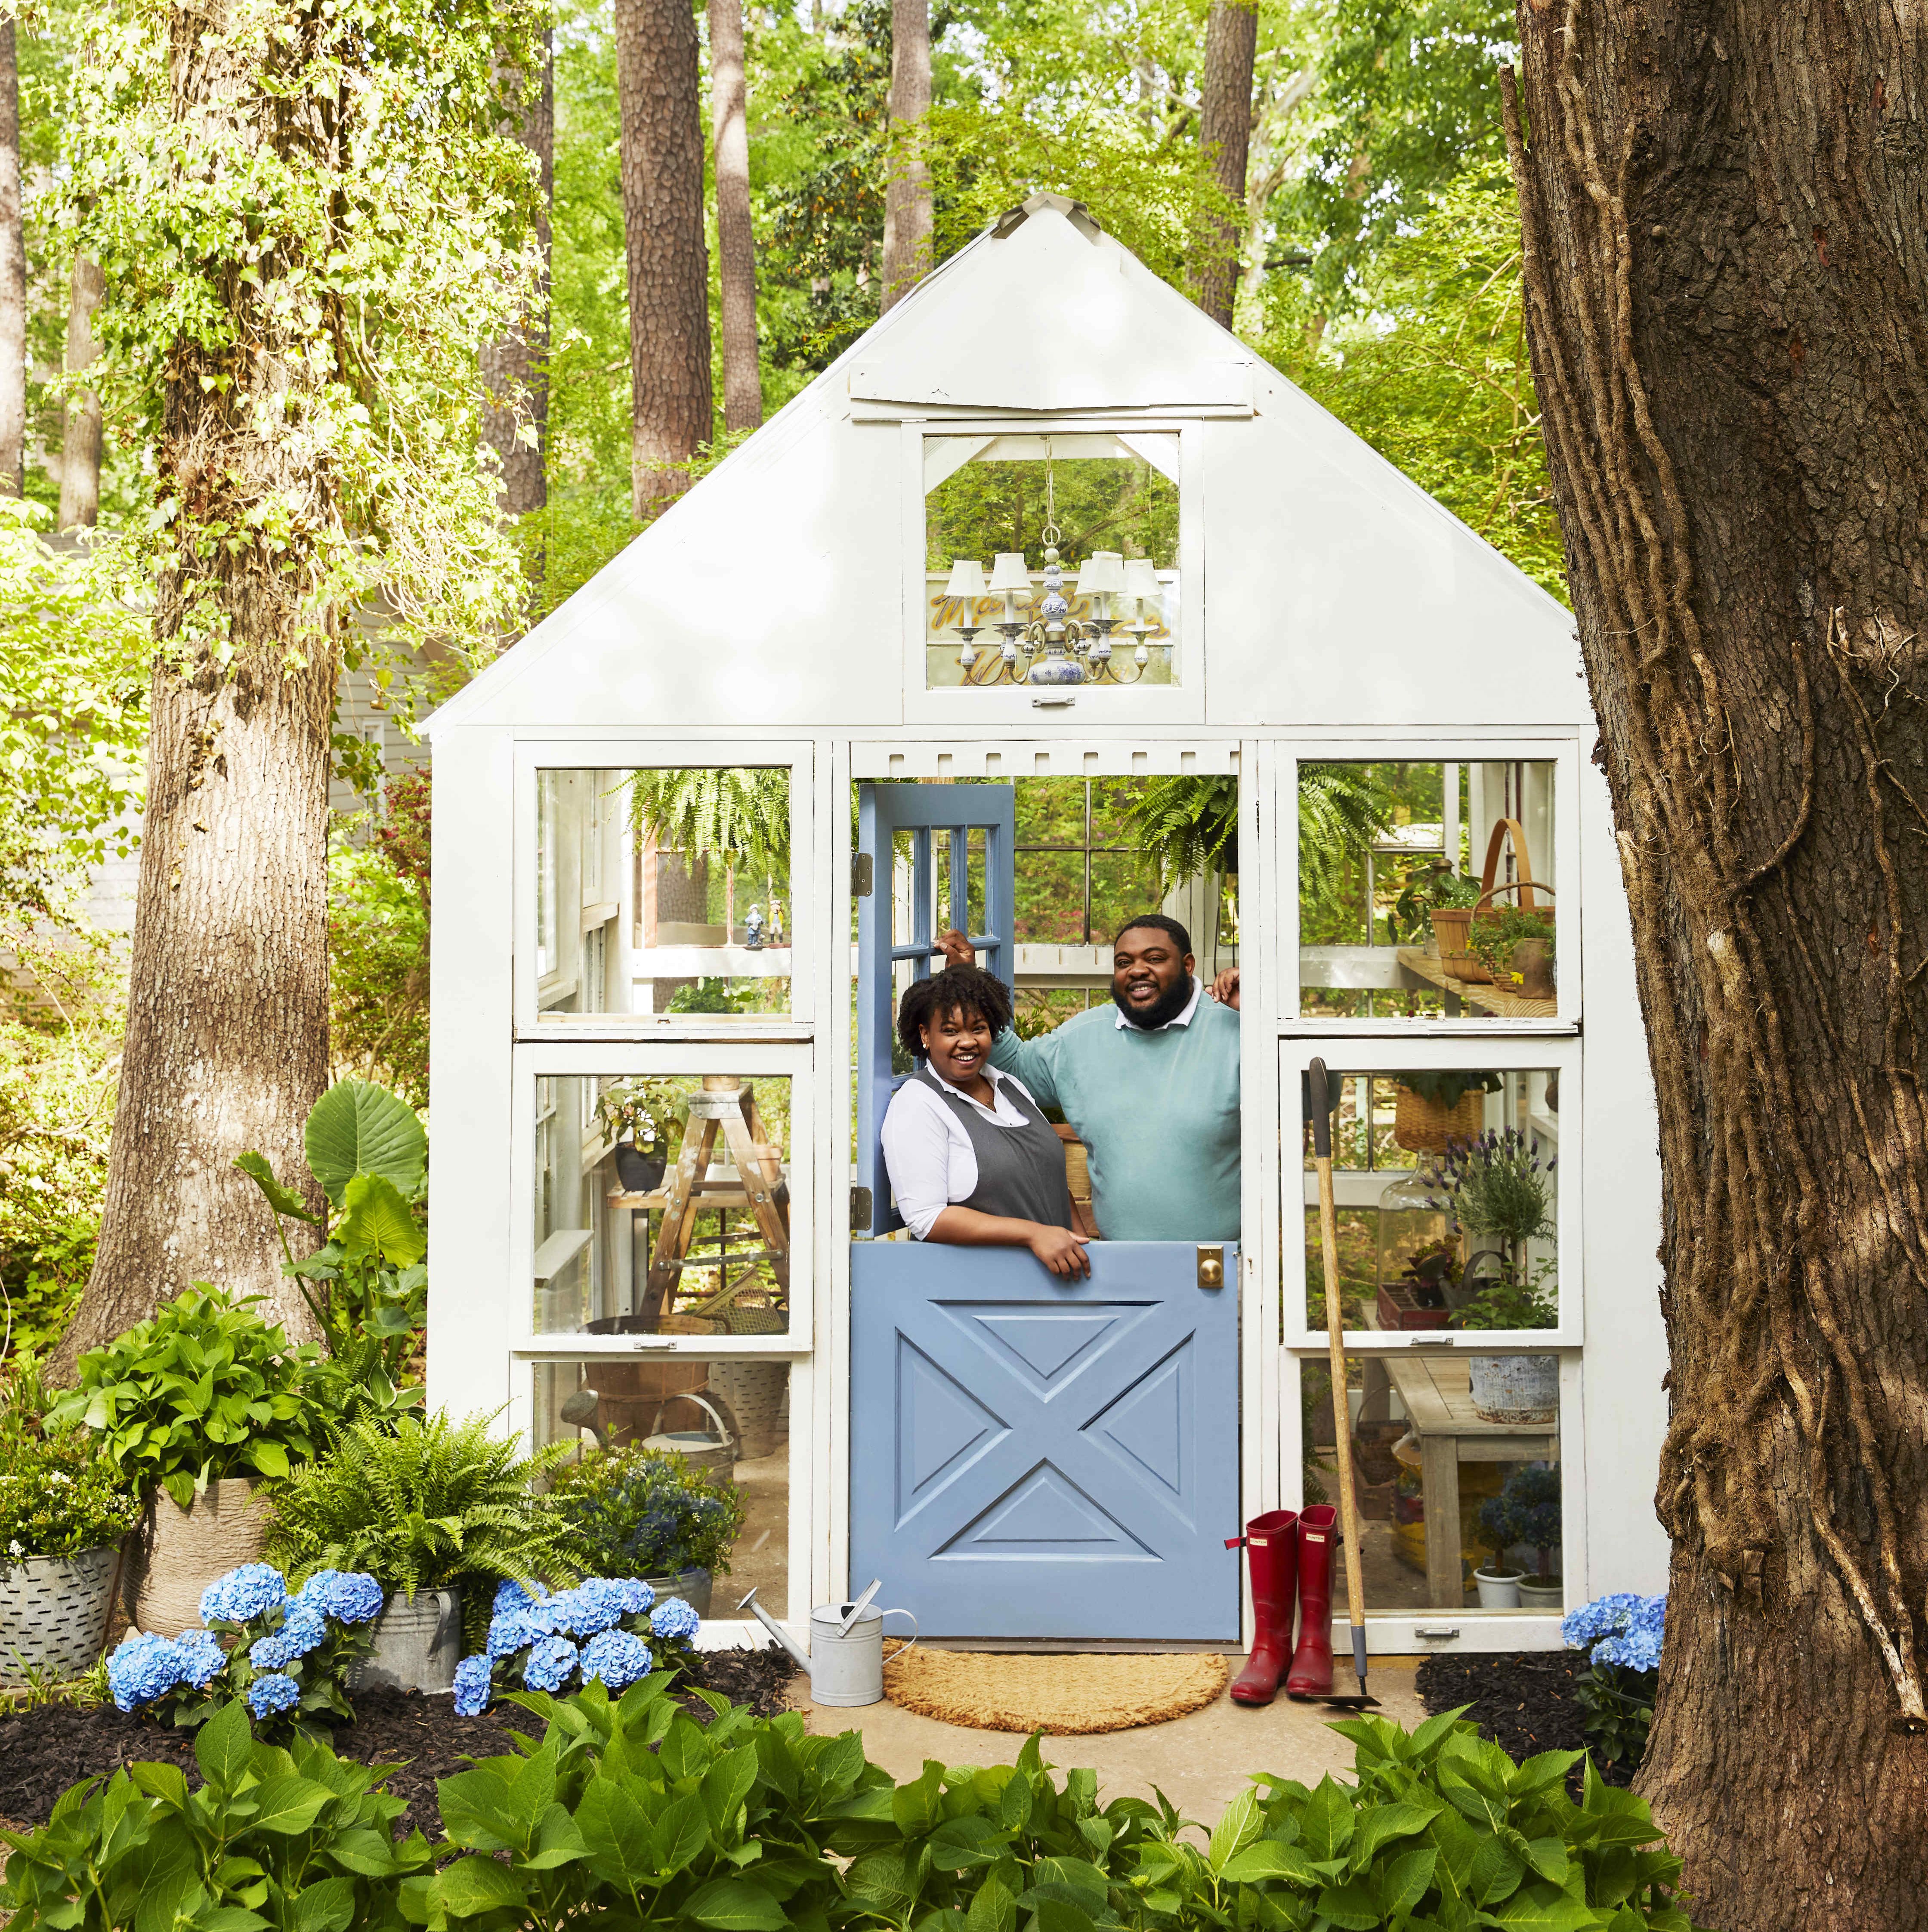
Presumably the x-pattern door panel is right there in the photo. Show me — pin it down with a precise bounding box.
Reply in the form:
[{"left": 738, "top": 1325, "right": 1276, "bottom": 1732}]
[{"left": 852, "top": 1242, "right": 1239, "bottom": 1638}]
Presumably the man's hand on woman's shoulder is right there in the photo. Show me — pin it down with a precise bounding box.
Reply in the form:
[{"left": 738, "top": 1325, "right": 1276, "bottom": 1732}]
[{"left": 1210, "top": 966, "right": 1240, "bottom": 1010}]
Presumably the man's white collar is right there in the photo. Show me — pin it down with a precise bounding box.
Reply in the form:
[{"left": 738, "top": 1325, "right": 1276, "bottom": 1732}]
[{"left": 1114, "top": 979, "right": 1204, "bottom": 1031}]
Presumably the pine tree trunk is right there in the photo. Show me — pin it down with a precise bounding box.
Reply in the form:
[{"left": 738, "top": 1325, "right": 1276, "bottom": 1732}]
[
  {"left": 52, "top": 0, "right": 345, "bottom": 1376},
  {"left": 1196, "top": 0, "right": 1258, "bottom": 328},
  {"left": 708, "top": 0, "right": 762, "bottom": 431},
  {"left": 480, "top": 39, "right": 553, "bottom": 523},
  {"left": 615, "top": 0, "right": 713, "bottom": 519},
  {"left": 1503, "top": 5, "right": 1928, "bottom": 1924},
  {"left": 879, "top": 0, "right": 931, "bottom": 312},
  {"left": 59, "top": 255, "right": 105, "bottom": 530},
  {"left": 0, "top": 19, "right": 25, "bottom": 497}
]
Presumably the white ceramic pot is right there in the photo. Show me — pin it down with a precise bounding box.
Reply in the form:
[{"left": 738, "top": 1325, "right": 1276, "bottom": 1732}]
[
  {"left": 124, "top": 1479, "right": 270, "bottom": 1635},
  {"left": 1468, "top": 1354, "right": 1558, "bottom": 1425},
  {"left": 348, "top": 1587, "right": 463, "bottom": 1695},
  {"left": 1517, "top": 1577, "right": 1564, "bottom": 1611},
  {"left": 1473, "top": 1566, "right": 1523, "bottom": 1610},
  {"left": 0, "top": 1548, "right": 120, "bottom": 1683}
]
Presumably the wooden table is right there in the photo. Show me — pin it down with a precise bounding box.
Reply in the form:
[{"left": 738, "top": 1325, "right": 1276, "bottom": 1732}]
[
  {"left": 1395, "top": 947, "right": 1556, "bottom": 1021},
  {"left": 1357, "top": 1345, "right": 1558, "bottom": 1607}
]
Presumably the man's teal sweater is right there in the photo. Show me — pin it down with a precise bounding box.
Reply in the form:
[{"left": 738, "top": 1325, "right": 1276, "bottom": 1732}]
[{"left": 988, "top": 993, "right": 1241, "bottom": 1242}]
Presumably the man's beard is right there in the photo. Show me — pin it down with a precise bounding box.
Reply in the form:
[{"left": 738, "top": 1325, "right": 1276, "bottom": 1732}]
[{"left": 1112, "top": 973, "right": 1196, "bottom": 1031}]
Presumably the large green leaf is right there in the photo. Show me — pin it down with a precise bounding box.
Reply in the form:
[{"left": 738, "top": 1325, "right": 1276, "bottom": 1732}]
[
  {"left": 304, "top": 1080, "right": 426, "bottom": 1208},
  {"left": 233, "top": 1152, "right": 321, "bottom": 1225},
  {"left": 336, "top": 1173, "right": 426, "bottom": 1267},
  {"left": 682, "top": 1877, "right": 789, "bottom": 1931},
  {"left": 247, "top": 1776, "right": 336, "bottom": 1836},
  {"left": 194, "top": 1700, "right": 252, "bottom": 1797},
  {"left": 432, "top": 1855, "right": 528, "bottom": 1920}
]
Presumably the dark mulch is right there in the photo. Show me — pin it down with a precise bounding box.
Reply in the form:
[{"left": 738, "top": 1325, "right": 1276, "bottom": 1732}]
[
  {"left": 1415, "top": 1649, "right": 1635, "bottom": 1788},
  {"left": 0, "top": 1648, "right": 801, "bottom": 1838}
]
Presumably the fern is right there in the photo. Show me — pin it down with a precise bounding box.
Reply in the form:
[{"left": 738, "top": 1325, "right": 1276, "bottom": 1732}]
[
  {"left": 1298, "top": 763, "right": 1395, "bottom": 912},
  {"left": 266, "top": 1410, "right": 587, "bottom": 1599},
  {"left": 627, "top": 767, "right": 790, "bottom": 881},
  {"left": 1122, "top": 775, "right": 1239, "bottom": 892}
]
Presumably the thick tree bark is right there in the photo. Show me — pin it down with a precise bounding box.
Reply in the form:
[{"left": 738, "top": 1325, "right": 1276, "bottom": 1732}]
[
  {"left": 0, "top": 19, "right": 25, "bottom": 496},
  {"left": 615, "top": 0, "right": 713, "bottom": 519},
  {"left": 708, "top": 0, "right": 762, "bottom": 431},
  {"left": 59, "top": 256, "right": 106, "bottom": 530},
  {"left": 1504, "top": 5, "right": 1928, "bottom": 1926},
  {"left": 879, "top": 0, "right": 931, "bottom": 312},
  {"left": 1195, "top": 0, "right": 1258, "bottom": 328},
  {"left": 480, "top": 39, "right": 553, "bottom": 522}
]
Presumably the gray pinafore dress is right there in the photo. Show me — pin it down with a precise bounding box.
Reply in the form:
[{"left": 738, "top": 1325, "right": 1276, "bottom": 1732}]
[{"left": 916, "top": 1068, "right": 1075, "bottom": 1231}]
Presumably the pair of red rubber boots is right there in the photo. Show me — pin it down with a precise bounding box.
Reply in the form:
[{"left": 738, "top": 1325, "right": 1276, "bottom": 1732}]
[{"left": 1225, "top": 1505, "right": 1337, "bottom": 1704}]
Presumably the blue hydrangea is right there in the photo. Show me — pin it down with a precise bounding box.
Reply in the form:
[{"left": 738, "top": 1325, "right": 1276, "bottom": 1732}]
[
  {"left": 487, "top": 1611, "right": 535, "bottom": 1659},
  {"left": 565, "top": 1578, "right": 633, "bottom": 1636},
  {"left": 173, "top": 1628, "right": 226, "bottom": 1691},
  {"left": 250, "top": 1602, "right": 328, "bottom": 1670},
  {"left": 453, "top": 1655, "right": 494, "bottom": 1717},
  {"left": 1560, "top": 1591, "right": 1646, "bottom": 1651},
  {"left": 579, "top": 1629, "right": 653, "bottom": 1689},
  {"left": 109, "top": 1632, "right": 184, "bottom": 1711},
  {"left": 649, "top": 1595, "right": 700, "bottom": 1644},
  {"left": 610, "top": 1577, "right": 654, "bottom": 1615},
  {"left": 493, "top": 1579, "right": 535, "bottom": 1619},
  {"left": 1563, "top": 1591, "right": 1665, "bottom": 1672},
  {"left": 247, "top": 1672, "right": 302, "bottom": 1718},
  {"left": 199, "top": 1564, "right": 288, "bottom": 1626},
  {"left": 522, "top": 1635, "right": 580, "bottom": 1693},
  {"left": 294, "top": 1570, "right": 385, "bottom": 1624}
]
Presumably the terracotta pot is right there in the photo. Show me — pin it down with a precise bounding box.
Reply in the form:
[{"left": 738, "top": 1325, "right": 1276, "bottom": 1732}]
[{"left": 123, "top": 1478, "right": 270, "bottom": 1635}]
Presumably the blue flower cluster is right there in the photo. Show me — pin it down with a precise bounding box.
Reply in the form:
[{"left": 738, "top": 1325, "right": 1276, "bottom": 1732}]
[
  {"left": 199, "top": 1563, "right": 287, "bottom": 1626},
  {"left": 296, "top": 1569, "right": 386, "bottom": 1624},
  {"left": 1563, "top": 1591, "right": 1665, "bottom": 1673},
  {"left": 247, "top": 1672, "right": 302, "bottom": 1718},
  {"left": 249, "top": 1602, "right": 328, "bottom": 1670},
  {"left": 455, "top": 1574, "right": 687, "bottom": 1715},
  {"left": 649, "top": 1596, "right": 700, "bottom": 1644}
]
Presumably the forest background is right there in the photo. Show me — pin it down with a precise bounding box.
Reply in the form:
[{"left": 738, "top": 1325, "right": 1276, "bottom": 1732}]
[{"left": 0, "top": 0, "right": 1559, "bottom": 1357}]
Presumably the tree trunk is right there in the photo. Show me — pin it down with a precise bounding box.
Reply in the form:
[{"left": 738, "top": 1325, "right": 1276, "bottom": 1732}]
[
  {"left": 1195, "top": 0, "right": 1258, "bottom": 328},
  {"left": 614, "top": 0, "right": 712, "bottom": 520},
  {"left": 879, "top": 0, "right": 931, "bottom": 312},
  {"left": 708, "top": 0, "right": 762, "bottom": 431},
  {"left": 1503, "top": 6, "right": 1928, "bottom": 1926},
  {"left": 480, "top": 37, "right": 553, "bottom": 522},
  {"left": 0, "top": 18, "right": 25, "bottom": 496},
  {"left": 59, "top": 255, "right": 106, "bottom": 530}
]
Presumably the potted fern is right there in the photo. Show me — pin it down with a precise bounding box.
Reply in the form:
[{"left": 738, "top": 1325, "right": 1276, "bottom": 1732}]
[{"left": 265, "top": 1410, "right": 585, "bottom": 1694}]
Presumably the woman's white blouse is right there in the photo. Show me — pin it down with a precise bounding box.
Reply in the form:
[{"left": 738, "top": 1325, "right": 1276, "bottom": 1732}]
[{"left": 880, "top": 1067, "right": 1045, "bottom": 1240}]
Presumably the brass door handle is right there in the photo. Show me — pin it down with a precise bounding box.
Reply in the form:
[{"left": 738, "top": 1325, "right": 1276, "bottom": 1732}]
[{"left": 1196, "top": 1245, "right": 1226, "bottom": 1289}]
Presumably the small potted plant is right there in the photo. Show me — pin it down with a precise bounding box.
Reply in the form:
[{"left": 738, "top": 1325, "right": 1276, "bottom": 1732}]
[
  {"left": 590, "top": 1078, "right": 689, "bottom": 1192},
  {"left": 1480, "top": 1465, "right": 1563, "bottom": 1607},
  {"left": 548, "top": 1443, "right": 747, "bottom": 1619},
  {"left": 0, "top": 1365, "right": 142, "bottom": 1684},
  {"left": 1471, "top": 904, "right": 1557, "bottom": 998}
]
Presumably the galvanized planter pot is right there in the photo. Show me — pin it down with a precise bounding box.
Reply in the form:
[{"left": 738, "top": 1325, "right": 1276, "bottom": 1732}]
[
  {"left": 644, "top": 1566, "right": 713, "bottom": 1619},
  {"left": 348, "top": 1587, "right": 463, "bottom": 1695},
  {"left": 1468, "top": 1354, "right": 1559, "bottom": 1425},
  {"left": 0, "top": 1548, "right": 119, "bottom": 1684}
]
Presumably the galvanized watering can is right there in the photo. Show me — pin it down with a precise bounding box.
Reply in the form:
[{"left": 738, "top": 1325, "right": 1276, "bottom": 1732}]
[{"left": 738, "top": 1578, "right": 918, "bottom": 1707}]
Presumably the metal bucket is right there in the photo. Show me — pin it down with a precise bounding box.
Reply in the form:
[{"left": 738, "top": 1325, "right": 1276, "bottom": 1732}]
[
  {"left": 805, "top": 1598, "right": 918, "bottom": 1708},
  {"left": 642, "top": 1394, "right": 737, "bottom": 1485},
  {"left": 348, "top": 1587, "right": 463, "bottom": 1695}
]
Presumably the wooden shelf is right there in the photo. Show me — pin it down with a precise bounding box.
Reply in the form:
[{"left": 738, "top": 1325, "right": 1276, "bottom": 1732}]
[{"left": 1395, "top": 947, "right": 1556, "bottom": 1020}]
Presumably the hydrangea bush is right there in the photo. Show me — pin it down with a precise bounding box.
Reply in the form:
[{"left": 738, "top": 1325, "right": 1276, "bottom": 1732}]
[
  {"left": 453, "top": 1576, "right": 702, "bottom": 1715},
  {"left": 1563, "top": 1589, "right": 1666, "bottom": 1772},
  {"left": 107, "top": 1563, "right": 384, "bottom": 1730}
]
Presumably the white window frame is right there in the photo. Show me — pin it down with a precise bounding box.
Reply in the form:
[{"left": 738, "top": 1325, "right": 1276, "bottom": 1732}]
[
  {"left": 901, "top": 419, "right": 1207, "bottom": 727},
  {"left": 1278, "top": 739, "right": 1584, "bottom": 1034},
  {"left": 515, "top": 740, "right": 815, "bottom": 1042}
]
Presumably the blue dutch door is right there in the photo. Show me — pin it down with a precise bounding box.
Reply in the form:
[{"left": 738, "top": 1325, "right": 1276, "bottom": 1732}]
[{"left": 849, "top": 782, "right": 1240, "bottom": 1640}]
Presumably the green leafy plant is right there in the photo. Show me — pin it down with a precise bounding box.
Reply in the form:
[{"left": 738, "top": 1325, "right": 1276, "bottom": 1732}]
[
  {"left": 1124, "top": 773, "right": 1239, "bottom": 891},
  {"left": 1393, "top": 1070, "right": 1503, "bottom": 1112},
  {"left": 0, "top": 1363, "right": 141, "bottom": 1559},
  {"left": 1424, "top": 1127, "right": 1555, "bottom": 1248},
  {"left": 1393, "top": 859, "right": 1483, "bottom": 941},
  {"left": 548, "top": 1446, "right": 747, "bottom": 1582},
  {"left": 1455, "top": 1258, "right": 1558, "bottom": 1331},
  {"left": 1472, "top": 903, "right": 1556, "bottom": 980},
  {"left": 46, "top": 1289, "right": 331, "bottom": 1509},
  {"left": 627, "top": 768, "right": 791, "bottom": 883},
  {"left": 266, "top": 1410, "right": 586, "bottom": 1602},
  {"left": 588, "top": 1078, "right": 690, "bottom": 1158},
  {"left": 1479, "top": 1464, "right": 1562, "bottom": 1583}
]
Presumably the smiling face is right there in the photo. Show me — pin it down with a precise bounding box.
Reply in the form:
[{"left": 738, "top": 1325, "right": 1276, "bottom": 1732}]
[
  {"left": 921, "top": 1002, "right": 996, "bottom": 1088},
  {"left": 1111, "top": 924, "right": 1194, "bottom": 1018}
]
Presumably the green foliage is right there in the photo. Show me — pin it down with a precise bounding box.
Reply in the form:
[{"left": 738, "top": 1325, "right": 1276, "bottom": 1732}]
[
  {"left": 265, "top": 1411, "right": 586, "bottom": 1600},
  {"left": 1393, "top": 861, "right": 1483, "bottom": 943},
  {"left": 1472, "top": 905, "right": 1557, "bottom": 979},
  {"left": 0, "top": 1363, "right": 142, "bottom": 1558},
  {"left": 549, "top": 1446, "right": 748, "bottom": 1582},
  {"left": 1298, "top": 764, "right": 1395, "bottom": 934},
  {"left": 47, "top": 1289, "right": 332, "bottom": 1510},
  {"left": 1123, "top": 776, "right": 1239, "bottom": 895},
  {"left": 1479, "top": 1464, "right": 1562, "bottom": 1575},
  {"left": 627, "top": 769, "right": 792, "bottom": 884},
  {"left": 329, "top": 830, "right": 430, "bottom": 1110},
  {"left": 303, "top": 1081, "right": 428, "bottom": 1212},
  {"left": 1573, "top": 1667, "right": 1656, "bottom": 1780},
  {"left": 589, "top": 1079, "right": 691, "bottom": 1157}
]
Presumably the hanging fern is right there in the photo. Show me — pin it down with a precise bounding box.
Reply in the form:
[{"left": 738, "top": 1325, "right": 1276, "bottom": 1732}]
[
  {"left": 627, "top": 767, "right": 791, "bottom": 880},
  {"left": 1298, "top": 763, "right": 1395, "bottom": 910}
]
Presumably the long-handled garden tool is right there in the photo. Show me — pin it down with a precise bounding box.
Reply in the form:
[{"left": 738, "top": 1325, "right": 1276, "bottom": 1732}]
[{"left": 1305, "top": 1057, "right": 1378, "bottom": 1710}]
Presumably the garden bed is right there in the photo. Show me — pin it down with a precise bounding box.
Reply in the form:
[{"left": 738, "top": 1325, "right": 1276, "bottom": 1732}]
[
  {"left": 0, "top": 1647, "right": 797, "bottom": 1834},
  {"left": 1415, "top": 1649, "right": 1634, "bottom": 1787}
]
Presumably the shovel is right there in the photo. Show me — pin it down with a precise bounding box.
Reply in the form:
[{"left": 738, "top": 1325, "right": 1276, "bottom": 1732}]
[{"left": 1307, "top": 1057, "right": 1378, "bottom": 1709}]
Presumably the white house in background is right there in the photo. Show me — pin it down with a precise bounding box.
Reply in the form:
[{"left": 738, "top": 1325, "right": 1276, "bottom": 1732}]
[{"left": 424, "top": 192, "right": 1665, "bottom": 1656}]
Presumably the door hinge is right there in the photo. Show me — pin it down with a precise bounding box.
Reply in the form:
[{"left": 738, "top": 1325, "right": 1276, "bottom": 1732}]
[
  {"left": 852, "top": 853, "right": 874, "bottom": 898},
  {"left": 1196, "top": 1244, "right": 1226, "bottom": 1289},
  {"left": 850, "top": 1185, "right": 873, "bottom": 1227}
]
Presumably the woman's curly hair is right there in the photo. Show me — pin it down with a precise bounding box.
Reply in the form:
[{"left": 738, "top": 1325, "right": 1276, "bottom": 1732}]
[{"left": 896, "top": 964, "right": 1013, "bottom": 1062}]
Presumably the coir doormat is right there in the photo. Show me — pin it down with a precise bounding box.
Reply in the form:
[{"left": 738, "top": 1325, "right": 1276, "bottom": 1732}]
[{"left": 883, "top": 1649, "right": 1229, "bottom": 1734}]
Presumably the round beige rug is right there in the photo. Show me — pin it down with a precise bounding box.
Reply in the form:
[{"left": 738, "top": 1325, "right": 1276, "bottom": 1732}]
[{"left": 882, "top": 1649, "right": 1230, "bottom": 1734}]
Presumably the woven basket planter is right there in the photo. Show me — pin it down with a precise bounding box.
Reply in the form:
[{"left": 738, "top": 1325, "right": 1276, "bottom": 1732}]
[
  {"left": 707, "top": 1360, "right": 788, "bottom": 1460},
  {"left": 1392, "top": 1084, "right": 1486, "bottom": 1153},
  {"left": 124, "top": 1478, "right": 270, "bottom": 1635},
  {"left": 0, "top": 1548, "right": 119, "bottom": 1684}
]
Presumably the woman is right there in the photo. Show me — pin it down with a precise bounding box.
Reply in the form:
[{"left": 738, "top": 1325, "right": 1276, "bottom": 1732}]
[{"left": 879, "top": 965, "right": 1091, "bottom": 1279}]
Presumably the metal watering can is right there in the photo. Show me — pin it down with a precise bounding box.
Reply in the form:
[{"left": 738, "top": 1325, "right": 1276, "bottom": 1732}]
[{"left": 738, "top": 1578, "right": 918, "bottom": 1707}]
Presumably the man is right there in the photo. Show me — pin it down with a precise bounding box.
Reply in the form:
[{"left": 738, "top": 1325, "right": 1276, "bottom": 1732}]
[{"left": 933, "top": 914, "right": 1240, "bottom": 1241}]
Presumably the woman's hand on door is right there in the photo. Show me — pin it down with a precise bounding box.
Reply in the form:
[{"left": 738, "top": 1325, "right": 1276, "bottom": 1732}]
[
  {"left": 934, "top": 930, "right": 977, "bottom": 968},
  {"left": 1028, "top": 1225, "right": 1091, "bottom": 1280}
]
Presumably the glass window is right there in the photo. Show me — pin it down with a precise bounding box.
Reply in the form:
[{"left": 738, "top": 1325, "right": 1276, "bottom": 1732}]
[
  {"left": 531, "top": 1073, "right": 794, "bottom": 1337},
  {"left": 534, "top": 765, "right": 793, "bottom": 1020},
  {"left": 1298, "top": 759, "right": 1557, "bottom": 1020},
  {"left": 531, "top": 1357, "right": 788, "bottom": 1615},
  {"left": 923, "top": 433, "right": 1180, "bottom": 690},
  {"left": 1304, "top": 1351, "right": 1562, "bottom": 1613},
  {"left": 1014, "top": 777, "right": 1164, "bottom": 947}
]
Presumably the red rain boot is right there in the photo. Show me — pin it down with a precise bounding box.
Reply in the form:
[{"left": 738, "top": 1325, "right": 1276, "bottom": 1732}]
[
  {"left": 1285, "top": 1505, "right": 1338, "bottom": 1697},
  {"left": 1226, "top": 1510, "right": 1298, "bottom": 1706}
]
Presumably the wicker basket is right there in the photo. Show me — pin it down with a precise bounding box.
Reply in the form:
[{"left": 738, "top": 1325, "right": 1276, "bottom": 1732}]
[
  {"left": 706, "top": 1359, "right": 789, "bottom": 1460},
  {"left": 0, "top": 1549, "right": 118, "bottom": 1683},
  {"left": 1392, "top": 1084, "right": 1486, "bottom": 1153}
]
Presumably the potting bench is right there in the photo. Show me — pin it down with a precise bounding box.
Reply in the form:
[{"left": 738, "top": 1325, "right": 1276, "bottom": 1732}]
[{"left": 1392, "top": 948, "right": 1557, "bottom": 1022}]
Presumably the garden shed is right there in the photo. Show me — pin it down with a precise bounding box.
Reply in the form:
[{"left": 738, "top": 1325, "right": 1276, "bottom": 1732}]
[{"left": 424, "top": 192, "right": 1666, "bottom": 1658}]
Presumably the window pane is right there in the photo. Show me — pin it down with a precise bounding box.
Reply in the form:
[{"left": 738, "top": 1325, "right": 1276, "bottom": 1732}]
[
  {"left": 534, "top": 1073, "right": 793, "bottom": 1337},
  {"left": 1304, "top": 1352, "right": 1562, "bottom": 1613},
  {"left": 1297, "top": 759, "right": 1558, "bottom": 1021},
  {"left": 535, "top": 766, "right": 792, "bottom": 1020},
  {"left": 532, "top": 1358, "right": 788, "bottom": 1614}
]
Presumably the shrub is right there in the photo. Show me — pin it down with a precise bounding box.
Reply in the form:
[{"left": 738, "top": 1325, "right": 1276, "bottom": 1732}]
[
  {"left": 266, "top": 1410, "right": 585, "bottom": 1604},
  {"left": 454, "top": 1577, "right": 703, "bottom": 1714},
  {"left": 1565, "top": 1592, "right": 1667, "bottom": 1776},
  {"left": 0, "top": 1363, "right": 140, "bottom": 1558},
  {"left": 547, "top": 1443, "right": 747, "bottom": 1581},
  {"left": 46, "top": 1287, "right": 332, "bottom": 1509}
]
